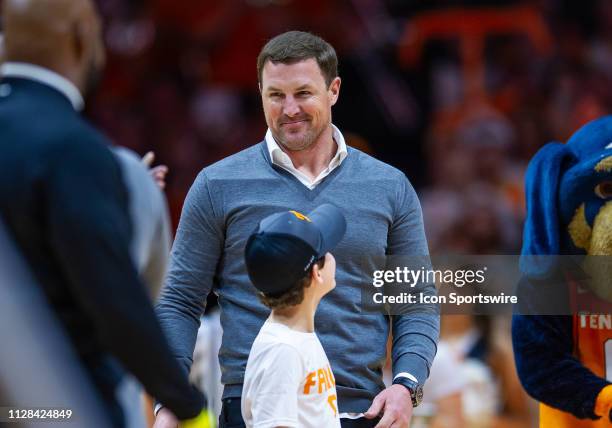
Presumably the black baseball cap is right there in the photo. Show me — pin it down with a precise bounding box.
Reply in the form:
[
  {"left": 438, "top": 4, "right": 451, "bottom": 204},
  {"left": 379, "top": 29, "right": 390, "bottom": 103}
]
[{"left": 245, "top": 204, "right": 347, "bottom": 296}]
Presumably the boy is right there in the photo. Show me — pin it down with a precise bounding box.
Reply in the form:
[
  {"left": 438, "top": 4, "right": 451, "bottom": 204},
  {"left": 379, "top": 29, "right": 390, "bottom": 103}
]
[{"left": 242, "top": 204, "right": 346, "bottom": 427}]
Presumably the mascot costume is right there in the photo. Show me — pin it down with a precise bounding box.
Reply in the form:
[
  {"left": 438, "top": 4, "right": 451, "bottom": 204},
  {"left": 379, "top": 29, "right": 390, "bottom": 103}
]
[{"left": 513, "top": 116, "right": 612, "bottom": 427}]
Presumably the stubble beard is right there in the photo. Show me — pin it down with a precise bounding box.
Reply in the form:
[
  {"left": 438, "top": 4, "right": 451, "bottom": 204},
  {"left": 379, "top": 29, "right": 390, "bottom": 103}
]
[{"left": 276, "top": 120, "right": 327, "bottom": 152}]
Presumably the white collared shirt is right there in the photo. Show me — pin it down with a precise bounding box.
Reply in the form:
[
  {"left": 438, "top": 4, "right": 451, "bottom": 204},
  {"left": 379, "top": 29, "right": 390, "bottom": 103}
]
[
  {"left": 0, "top": 62, "right": 84, "bottom": 111},
  {"left": 265, "top": 124, "right": 348, "bottom": 189}
]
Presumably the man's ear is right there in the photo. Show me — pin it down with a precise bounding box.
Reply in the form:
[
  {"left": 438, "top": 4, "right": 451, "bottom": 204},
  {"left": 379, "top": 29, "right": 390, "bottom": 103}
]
[
  {"left": 0, "top": 33, "right": 5, "bottom": 65},
  {"left": 71, "top": 20, "right": 85, "bottom": 65},
  {"left": 329, "top": 77, "right": 341, "bottom": 106}
]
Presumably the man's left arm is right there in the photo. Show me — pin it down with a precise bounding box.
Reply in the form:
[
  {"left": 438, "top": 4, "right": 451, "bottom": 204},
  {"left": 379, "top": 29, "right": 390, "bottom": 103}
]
[{"left": 366, "top": 174, "right": 439, "bottom": 426}]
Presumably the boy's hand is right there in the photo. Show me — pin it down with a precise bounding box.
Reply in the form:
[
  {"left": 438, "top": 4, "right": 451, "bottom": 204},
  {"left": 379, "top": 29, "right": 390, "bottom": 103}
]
[
  {"left": 153, "top": 407, "right": 179, "bottom": 428},
  {"left": 365, "top": 384, "right": 413, "bottom": 428}
]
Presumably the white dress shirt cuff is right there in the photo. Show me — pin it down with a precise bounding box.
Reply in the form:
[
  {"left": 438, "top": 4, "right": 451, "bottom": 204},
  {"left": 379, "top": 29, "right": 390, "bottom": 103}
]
[
  {"left": 153, "top": 403, "right": 164, "bottom": 417},
  {"left": 393, "top": 372, "right": 419, "bottom": 384}
]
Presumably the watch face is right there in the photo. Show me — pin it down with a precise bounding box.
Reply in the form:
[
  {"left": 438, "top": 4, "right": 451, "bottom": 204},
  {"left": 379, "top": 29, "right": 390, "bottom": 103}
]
[
  {"left": 394, "top": 378, "right": 423, "bottom": 407},
  {"left": 413, "top": 386, "right": 424, "bottom": 407}
]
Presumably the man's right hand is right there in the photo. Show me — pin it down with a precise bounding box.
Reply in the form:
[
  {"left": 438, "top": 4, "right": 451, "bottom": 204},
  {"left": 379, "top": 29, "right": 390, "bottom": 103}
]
[{"left": 153, "top": 407, "right": 179, "bottom": 428}]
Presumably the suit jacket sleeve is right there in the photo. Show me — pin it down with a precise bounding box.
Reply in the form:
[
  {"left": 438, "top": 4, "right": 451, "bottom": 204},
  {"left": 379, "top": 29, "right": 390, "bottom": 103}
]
[
  {"left": 388, "top": 174, "right": 439, "bottom": 385},
  {"left": 44, "top": 136, "right": 203, "bottom": 419}
]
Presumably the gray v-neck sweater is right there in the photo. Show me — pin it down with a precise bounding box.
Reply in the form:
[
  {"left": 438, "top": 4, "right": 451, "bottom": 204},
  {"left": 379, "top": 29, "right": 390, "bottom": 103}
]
[{"left": 156, "top": 141, "right": 439, "bottom": 413}]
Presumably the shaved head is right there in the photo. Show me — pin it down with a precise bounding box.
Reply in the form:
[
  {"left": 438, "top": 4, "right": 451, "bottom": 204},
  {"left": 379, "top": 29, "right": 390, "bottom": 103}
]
[
  {"left": 2, "top": 0, "right": 105, "bottom": 97},
  {"left": 4, "top": 0, "right": 84, "bottom": 27}
]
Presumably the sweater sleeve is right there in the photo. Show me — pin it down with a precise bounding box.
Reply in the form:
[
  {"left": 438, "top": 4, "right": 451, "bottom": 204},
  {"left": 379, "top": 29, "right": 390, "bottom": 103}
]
[
  {"left": 387, "top": 174, "right": 439, "bottom": 385},
  {"left": 156, "top": 171, "right": 225, "bottom": 376}
]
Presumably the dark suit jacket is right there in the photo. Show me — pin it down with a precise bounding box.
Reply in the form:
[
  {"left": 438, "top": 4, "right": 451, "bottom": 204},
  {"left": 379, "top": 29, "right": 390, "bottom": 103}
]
[{"left": 0, "top": 76, "right": 203, "bottom": 422}]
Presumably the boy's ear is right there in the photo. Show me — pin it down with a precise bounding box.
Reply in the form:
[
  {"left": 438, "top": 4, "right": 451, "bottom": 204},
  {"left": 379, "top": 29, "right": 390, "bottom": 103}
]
[{"left": 311, "top": 263, "right": 323, "bottom": 283}]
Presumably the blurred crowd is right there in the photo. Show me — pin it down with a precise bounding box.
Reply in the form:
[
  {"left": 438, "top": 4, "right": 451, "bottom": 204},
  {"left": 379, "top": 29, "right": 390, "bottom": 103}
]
[
  {"left": 92, "top": 0, "right": 612, "bottom": 253},
  {"left": 84, "top": 1, "right": 612, "bottom": 427}
]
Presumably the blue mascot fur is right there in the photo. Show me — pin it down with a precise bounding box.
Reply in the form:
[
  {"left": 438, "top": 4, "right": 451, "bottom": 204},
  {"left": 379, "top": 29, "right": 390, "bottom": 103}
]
[{"left": 513, "top": 116, "right": 612, "bottom": 427}]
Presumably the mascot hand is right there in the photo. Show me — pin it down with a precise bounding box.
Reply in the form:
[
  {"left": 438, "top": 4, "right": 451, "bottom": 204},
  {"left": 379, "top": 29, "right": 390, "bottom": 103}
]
[{"left": 595, "top": 385, "right": 612, "bottom": 422}]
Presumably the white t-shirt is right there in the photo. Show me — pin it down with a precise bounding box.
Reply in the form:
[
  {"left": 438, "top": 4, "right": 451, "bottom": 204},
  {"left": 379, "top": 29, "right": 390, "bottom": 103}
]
[{"left": 242, "top": 321, "right": 341, "bottom": 428}]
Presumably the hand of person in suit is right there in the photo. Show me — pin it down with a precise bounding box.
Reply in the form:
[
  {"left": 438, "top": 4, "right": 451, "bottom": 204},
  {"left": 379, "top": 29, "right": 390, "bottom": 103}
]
[
  {"left": 365, "top": 384, "right": 414, "bottom": 427},
  {"left": 142, "top": 151, "right": 169, "bottom": 190},
  {"left": 153, "top": 407, "right": 179, "bottom": 428}
]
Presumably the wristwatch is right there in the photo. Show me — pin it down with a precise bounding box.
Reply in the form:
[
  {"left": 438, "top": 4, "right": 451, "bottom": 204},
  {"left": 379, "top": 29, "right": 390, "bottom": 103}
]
[{"left": 393, "top": 376, "right": 424, "bottom": 408}]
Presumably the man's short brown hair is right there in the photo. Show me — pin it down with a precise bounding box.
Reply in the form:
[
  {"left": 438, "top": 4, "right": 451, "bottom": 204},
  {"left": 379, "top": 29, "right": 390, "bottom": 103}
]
[
  {"left": 257, "top": 31, "right": 338, "bottom": 87},
  {"left": 258, "top": 257, "right": 325, "bottom": 310}
]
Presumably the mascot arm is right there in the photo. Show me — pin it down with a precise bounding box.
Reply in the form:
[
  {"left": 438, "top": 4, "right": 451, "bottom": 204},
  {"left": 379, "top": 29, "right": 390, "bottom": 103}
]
[{"left": 512, "top": 314, "right": 611, "bottom": 420}]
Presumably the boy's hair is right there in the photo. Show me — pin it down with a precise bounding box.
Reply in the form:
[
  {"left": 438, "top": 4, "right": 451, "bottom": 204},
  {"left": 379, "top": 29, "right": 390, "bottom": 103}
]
[
  {"left": 258, "top": 257, "right": 325, "bottom": 310},
  {"left": 256, "top": 30, "right": 338, "bottom": 87}
]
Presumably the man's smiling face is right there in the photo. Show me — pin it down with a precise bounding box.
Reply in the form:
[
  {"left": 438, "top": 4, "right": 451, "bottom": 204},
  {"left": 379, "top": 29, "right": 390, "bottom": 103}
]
[{"left": 260, "top": 58, "right": 340, "bottom": 151}]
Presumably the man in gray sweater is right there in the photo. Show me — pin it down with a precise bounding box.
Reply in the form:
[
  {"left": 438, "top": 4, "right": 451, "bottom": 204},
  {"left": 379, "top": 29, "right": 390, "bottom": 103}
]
[{"left": 154, "top": 31, "right": 439, "bottom": 428}]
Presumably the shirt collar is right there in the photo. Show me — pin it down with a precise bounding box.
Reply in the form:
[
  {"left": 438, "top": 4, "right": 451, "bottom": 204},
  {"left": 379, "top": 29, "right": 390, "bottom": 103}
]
[
  {"left": 0, "top": 62, "right": 85, "bottom": 111},
  {"left": 265, "top": 123, "right": 348, "bottom": 169}
]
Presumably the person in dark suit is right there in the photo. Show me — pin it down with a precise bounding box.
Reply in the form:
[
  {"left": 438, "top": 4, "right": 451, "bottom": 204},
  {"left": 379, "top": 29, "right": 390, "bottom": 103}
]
[{"left": 0, "top": 0, "right": 204, "bottom": 426}]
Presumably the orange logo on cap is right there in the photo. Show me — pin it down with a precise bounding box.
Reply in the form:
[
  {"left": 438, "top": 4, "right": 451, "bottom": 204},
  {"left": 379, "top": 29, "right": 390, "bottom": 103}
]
[{"left": 289, "top": 210, "right": 311, "bottom": 222}]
